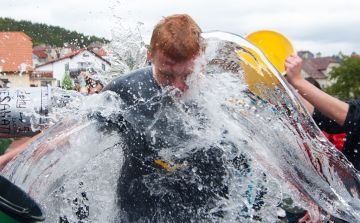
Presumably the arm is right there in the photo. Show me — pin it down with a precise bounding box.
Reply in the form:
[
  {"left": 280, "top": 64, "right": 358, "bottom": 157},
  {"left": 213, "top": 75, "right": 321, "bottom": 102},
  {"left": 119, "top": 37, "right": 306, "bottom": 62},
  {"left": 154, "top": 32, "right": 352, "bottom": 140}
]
[
  {"left": 285, "top": 53, "right": 349, "bottom": 126},
  {"left": 0, "top": 134, "right": 41, "bottom": 171}
]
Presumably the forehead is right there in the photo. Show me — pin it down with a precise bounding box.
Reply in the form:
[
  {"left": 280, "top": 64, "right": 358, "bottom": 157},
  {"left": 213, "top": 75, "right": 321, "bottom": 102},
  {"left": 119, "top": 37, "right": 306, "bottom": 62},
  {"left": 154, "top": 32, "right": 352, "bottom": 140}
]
[{"left": 154, "top": 52, "right": 194, "bottom": 67}]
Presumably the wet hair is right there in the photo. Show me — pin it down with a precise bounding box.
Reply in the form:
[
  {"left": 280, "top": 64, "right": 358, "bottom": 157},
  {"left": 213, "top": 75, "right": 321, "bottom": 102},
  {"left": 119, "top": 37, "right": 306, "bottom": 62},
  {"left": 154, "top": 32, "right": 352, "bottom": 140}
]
[
  {"left": 305, "top": 77, "right": 321, "bottom": 90},
  {"left": 86, "top": 78, "right": 104, "bottom": 89},
  {"left": 149, "top": 14, "right": 202, "bottom": 62}
]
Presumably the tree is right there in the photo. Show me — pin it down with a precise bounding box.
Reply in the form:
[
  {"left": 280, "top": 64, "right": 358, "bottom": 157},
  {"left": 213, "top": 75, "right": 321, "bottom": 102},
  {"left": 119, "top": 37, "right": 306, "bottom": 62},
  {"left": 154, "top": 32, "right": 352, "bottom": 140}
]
[
  {"left": 62, "top": 71, "right": 73, "bottom": 90},
  {"left": 323, "top": 55, "right": 360, "bottom": 101},
  {"left": 0, "top": 17, "right": 109, "bottom": 47}
]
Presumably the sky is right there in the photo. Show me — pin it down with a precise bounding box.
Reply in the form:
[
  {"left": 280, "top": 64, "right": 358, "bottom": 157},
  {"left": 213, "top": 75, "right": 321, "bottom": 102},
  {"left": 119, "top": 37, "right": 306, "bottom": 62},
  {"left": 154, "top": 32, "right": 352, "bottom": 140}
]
[{"left": 1, "top": 0, "right": 360, "bottom": 57}]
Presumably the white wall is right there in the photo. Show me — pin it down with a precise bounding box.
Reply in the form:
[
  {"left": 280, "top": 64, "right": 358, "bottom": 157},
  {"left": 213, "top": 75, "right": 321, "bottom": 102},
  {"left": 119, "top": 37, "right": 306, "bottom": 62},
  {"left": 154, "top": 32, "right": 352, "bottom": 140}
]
[
  {"left": 68, "top": 50, "right": 111, "bottom": 72},
  {"left": 34, "top": 50, "right": 111, "bottom": 86}
]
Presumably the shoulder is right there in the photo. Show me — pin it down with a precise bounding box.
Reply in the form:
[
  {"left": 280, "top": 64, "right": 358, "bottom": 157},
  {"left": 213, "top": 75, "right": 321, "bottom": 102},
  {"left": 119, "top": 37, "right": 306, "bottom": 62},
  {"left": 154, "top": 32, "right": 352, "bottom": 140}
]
[
  {"left": 102, "top": 66, "right": 161, "bottom": 105},
  {"left": 104, "top": 67, "right": 153, "bottom": 90}
]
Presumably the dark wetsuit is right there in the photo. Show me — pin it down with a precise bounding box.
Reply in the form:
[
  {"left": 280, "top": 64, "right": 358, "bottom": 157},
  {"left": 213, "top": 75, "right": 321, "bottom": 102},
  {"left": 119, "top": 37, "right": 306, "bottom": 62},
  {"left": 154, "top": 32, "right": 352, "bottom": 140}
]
[
  {"left": 313, "top": 98, "right": 360, "bottom": 171},
  {"left": 102, "top": 67, "right": 230, "bottom": 222}
]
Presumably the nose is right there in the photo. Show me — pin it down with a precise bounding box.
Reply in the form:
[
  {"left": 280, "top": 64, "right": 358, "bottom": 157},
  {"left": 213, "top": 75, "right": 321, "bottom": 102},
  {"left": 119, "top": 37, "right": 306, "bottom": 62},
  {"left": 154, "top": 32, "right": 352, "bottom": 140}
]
[{"left": 172, "top": 76, "right": 187, "bottom": 92}]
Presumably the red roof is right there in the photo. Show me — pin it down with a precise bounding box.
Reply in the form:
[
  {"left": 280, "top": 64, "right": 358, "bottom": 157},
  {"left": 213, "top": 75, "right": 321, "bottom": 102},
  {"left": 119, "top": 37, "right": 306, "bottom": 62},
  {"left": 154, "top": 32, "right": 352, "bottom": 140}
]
[
  {"left": 97, "top": 48, "right": 107, "bottom": 56},
  {"left": 0, "top": 32, "right": 33, "bottom": 72},
  {"left": 302, "top": 57, "right": 340, "bottom": 79},
  {"left": 62, "top": 48, "right": 86, "bottom": 59},
  {"left": 33, "top": 50, "right": 47, "bottom": 58},
  {"left": 33, "top": 44, "right": 52, "bottom": 51}
]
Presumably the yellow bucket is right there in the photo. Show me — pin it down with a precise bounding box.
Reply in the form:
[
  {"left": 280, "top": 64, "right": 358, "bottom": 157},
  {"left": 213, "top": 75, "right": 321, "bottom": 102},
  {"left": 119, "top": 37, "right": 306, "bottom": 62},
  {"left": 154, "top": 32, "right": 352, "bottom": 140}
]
[{"left": 245, "top": 30, "right": 296, "bottom": 75}]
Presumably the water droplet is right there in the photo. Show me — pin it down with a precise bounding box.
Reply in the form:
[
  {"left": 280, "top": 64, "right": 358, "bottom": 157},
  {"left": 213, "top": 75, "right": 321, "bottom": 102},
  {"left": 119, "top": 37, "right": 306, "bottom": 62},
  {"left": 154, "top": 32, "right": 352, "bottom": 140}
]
[{"left": 354, "top": 149, "right": 358, "bottom": 153}]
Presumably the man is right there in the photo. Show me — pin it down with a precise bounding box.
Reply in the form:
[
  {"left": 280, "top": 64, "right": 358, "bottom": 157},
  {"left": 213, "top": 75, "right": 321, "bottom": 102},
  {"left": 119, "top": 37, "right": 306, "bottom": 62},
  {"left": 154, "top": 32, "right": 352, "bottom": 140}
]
[{"left": 102, "top": 14, "right": 232, "bottom": 222}]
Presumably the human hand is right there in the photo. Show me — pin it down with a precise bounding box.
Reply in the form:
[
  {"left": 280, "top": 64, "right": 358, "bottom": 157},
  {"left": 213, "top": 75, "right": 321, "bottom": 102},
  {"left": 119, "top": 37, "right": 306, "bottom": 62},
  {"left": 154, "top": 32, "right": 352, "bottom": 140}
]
[
  {"left": 80, "top": 71, "right": 91, "bottom": 80},
  {"left": 298, "top": 211, "right": 310, "bottom": 223},
  {"left": 298, "top": 206, "right": 330, "bottom": 223},
  {"left": 284, "top": 53, "right": 303, "bottom": 85}
]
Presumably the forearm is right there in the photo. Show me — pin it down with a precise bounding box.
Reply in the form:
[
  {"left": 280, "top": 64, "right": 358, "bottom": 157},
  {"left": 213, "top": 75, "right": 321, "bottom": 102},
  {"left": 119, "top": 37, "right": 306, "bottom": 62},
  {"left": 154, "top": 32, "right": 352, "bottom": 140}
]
[
  {"left": 0, "top": 147, "right": 22, "bottom": 171},
  {"left": 291, "top": 78, "right": 349, "bottom": 126},
  {"left": 0, "top": 134, "right": 41, "bottom": 171},
  {"left": 289, "top": 84, "right": 315, "bottom": 115}
]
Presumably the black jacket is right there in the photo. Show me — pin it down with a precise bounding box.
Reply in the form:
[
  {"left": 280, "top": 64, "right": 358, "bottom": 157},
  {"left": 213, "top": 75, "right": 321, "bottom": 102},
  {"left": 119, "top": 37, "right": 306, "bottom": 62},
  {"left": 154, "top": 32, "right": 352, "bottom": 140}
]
[{"left": 313, "top": 98, "right": 360, "bottom": 171}]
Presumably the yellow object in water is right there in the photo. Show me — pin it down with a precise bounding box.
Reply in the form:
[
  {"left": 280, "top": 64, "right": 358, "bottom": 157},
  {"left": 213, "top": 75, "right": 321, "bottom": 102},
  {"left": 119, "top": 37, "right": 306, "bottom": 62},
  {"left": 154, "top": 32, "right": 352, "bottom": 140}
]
[{"left": 245, "top": 30, "right": 296, "bottom": 75}]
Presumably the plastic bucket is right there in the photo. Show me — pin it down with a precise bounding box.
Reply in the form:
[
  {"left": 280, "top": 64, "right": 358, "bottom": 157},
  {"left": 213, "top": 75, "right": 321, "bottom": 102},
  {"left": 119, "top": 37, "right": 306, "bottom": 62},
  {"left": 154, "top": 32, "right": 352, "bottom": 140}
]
[
  {"left": 0, "top": 175, "right": 45, "bottom": 222},
  {"left": 245, "top": 30, "right": 296, "bottom": 75}
]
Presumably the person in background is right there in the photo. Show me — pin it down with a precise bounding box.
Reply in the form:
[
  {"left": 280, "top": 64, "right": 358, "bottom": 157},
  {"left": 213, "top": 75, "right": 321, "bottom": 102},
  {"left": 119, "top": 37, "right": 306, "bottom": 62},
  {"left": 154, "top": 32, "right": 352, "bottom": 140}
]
[
  {"left": 285, "top": 53, "right": 359, "bottom": 223},
  {"left": 75, "top": 71, "right": 104, "bottom": 95},
  {"left": 304, "top": 77, "right": 346, "bottom": 152}
]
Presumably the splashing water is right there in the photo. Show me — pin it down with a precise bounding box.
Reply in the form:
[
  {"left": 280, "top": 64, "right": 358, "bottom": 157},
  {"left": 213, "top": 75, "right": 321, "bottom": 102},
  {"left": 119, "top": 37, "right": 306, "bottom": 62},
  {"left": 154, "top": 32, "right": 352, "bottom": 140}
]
[
  {"left": 1, "top": 31, "right": 360, "bottom": 222},
  {"left": 101, "top": 18, "right": 148, "bottom": 85}
]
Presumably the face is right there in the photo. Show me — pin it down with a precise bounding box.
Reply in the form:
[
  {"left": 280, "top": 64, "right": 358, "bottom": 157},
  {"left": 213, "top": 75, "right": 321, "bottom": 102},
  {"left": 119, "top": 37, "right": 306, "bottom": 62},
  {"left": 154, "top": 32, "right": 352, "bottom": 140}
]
[
  {"left": 89, "top": 84, "right": 103, "bottom": 95},
  {"left": 150, "top": 51, "right": 197, "bottom": 96}
]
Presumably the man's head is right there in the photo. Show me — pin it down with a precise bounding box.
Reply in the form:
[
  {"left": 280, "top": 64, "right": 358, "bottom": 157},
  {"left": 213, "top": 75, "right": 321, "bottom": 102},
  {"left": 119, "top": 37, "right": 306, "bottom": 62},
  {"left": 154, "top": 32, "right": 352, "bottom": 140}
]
[
  {"left": 89, "top": 80, "right": 104, "bottom": 95},
  {"left": 148, "top": 14, "right": 202, "bottom": 95}
]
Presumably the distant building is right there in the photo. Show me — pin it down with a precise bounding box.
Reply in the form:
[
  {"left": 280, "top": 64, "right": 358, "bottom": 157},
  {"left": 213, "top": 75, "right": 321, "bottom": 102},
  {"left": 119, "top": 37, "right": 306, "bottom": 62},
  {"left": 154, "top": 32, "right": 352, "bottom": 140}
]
[
  {"left": 0, "top": 32, "right": 33, "bottom": 88},
  {"left": 29, "top": 71, "right": 56, "bottom": 87},
  {"left": 96, "top": 48, "right": 109, "bottom": 61},
  {"left": 33, "top": 50, "right": 47, "bottom": 66},
  {"left": 34, "top": 48, "right": 111, "bottom": 87},
  {"left": 33, "top": 44, "right": 57, "bottom": 61},
  {"left": 298, "top": 51, "right": 314, "bottom": 59},
  {"left": 300, "top": 51, "right": 340, "bottom": 89},
  {"left": 87, "top": 41, "right": 104, "bottom": 53}
]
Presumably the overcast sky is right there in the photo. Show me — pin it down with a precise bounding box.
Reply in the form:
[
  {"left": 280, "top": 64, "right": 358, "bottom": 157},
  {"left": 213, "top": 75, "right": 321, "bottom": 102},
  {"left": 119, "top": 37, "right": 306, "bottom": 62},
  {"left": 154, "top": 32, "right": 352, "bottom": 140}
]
[{"left": 1, "top": 0, "right": 360, "bottom": 57}]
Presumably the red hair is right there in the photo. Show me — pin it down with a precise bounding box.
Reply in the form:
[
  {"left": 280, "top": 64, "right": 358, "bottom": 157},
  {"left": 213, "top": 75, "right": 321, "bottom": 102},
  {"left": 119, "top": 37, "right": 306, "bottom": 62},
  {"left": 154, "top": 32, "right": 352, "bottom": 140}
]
[{"left": 149, "top": 14, "right": 202, "bottom": 62}]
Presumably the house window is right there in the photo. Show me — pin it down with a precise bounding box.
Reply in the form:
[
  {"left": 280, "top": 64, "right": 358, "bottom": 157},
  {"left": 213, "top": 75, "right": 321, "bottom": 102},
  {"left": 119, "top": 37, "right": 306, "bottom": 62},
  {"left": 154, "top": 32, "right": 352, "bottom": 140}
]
[
  {"left": 47, "top": 49, "right": 52, "bottom": 53},
  {"left": 83, "top": 53, "right": 89, "bottom": 57},
  {"left": 102, "top": 63, "right": 106, "bottom": 71},
  {"left": 57, "top": 80, "right": 61, "bottom": 87},
  {"left": 78, "top": 62, "right": 90, "bottom": 69},
  {"left": 65, "top": 63, "right": 69, "bottom": 71},
  {"left": 41, "top": 81, "right": 52, "bottom": 87},
  {"left": 30, "top": 84, "right": 38, "bottom": 87}
]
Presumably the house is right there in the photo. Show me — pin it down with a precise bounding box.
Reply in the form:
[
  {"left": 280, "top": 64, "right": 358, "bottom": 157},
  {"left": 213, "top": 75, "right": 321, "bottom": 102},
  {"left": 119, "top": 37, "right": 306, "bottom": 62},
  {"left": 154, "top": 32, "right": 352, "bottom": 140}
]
[
  {"left": 33, "top": 44, "right": 57, "bottom": 61},
  {"left": 33, "top": 50, "right": 47, "bottom": 66},
  {"left": 34, "top": 48, "right": 111, "bottom": 87},
  {"left": 87, "top": 41, "right": 104, "bottom": 53},
  {"left": 0, "top": 32, "right": 33, "bottom": 88},
  {"left": 298, "top": 51, "right": 314, "bottom": 59},
  {"left": 300, "top": 52, "right": 340, "bottom": 88},
  {"left": 29, "top": 71, "right": 56, "bottom": 87},
  {"left": 96, "top": 48, "right": 109, "bottom": 61}
]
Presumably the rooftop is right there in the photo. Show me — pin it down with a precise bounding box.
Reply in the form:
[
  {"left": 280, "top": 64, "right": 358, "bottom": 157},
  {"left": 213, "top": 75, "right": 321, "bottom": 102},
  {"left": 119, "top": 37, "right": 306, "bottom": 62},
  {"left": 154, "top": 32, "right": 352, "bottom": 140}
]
[
  {"left": 302, "top": 57, "right": 340, "bottom": 79},
  {"left": 0, "top": 31, "right": 33, "bottom": 72}
]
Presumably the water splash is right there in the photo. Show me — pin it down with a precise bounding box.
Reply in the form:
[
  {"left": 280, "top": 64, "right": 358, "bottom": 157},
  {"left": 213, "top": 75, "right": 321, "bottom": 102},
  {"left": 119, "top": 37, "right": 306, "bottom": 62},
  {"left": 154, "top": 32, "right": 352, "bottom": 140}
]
[
  {"left": 101, "top": 17, "right": 148, "bottom": 85},
  {"left": 1, "top": 31, "right": 360, "bottom": 222}
]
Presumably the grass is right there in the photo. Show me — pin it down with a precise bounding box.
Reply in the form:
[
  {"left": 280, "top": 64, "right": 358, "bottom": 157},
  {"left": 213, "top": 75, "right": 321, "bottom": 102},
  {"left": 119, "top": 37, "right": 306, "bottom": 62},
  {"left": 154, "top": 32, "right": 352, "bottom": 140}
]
[{"left": 0, "top": 138, "right": 14, "bottom": 155}]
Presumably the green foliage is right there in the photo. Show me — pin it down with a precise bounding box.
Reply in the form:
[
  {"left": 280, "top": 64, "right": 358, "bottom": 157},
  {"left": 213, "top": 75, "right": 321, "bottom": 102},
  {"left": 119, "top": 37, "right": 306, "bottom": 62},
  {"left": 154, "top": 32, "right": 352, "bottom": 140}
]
[
  {"left": 323, "top": 55, "right": 360, "bottom": 101},
  {"left": 0, "top": 138, "right": 13, "bottom": 155},
  {"left": 0, "top": 17, "right": 109, "bottom": 47},
  {"left": 62, "top": 71, "right": 74, "bottom": 90}
]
